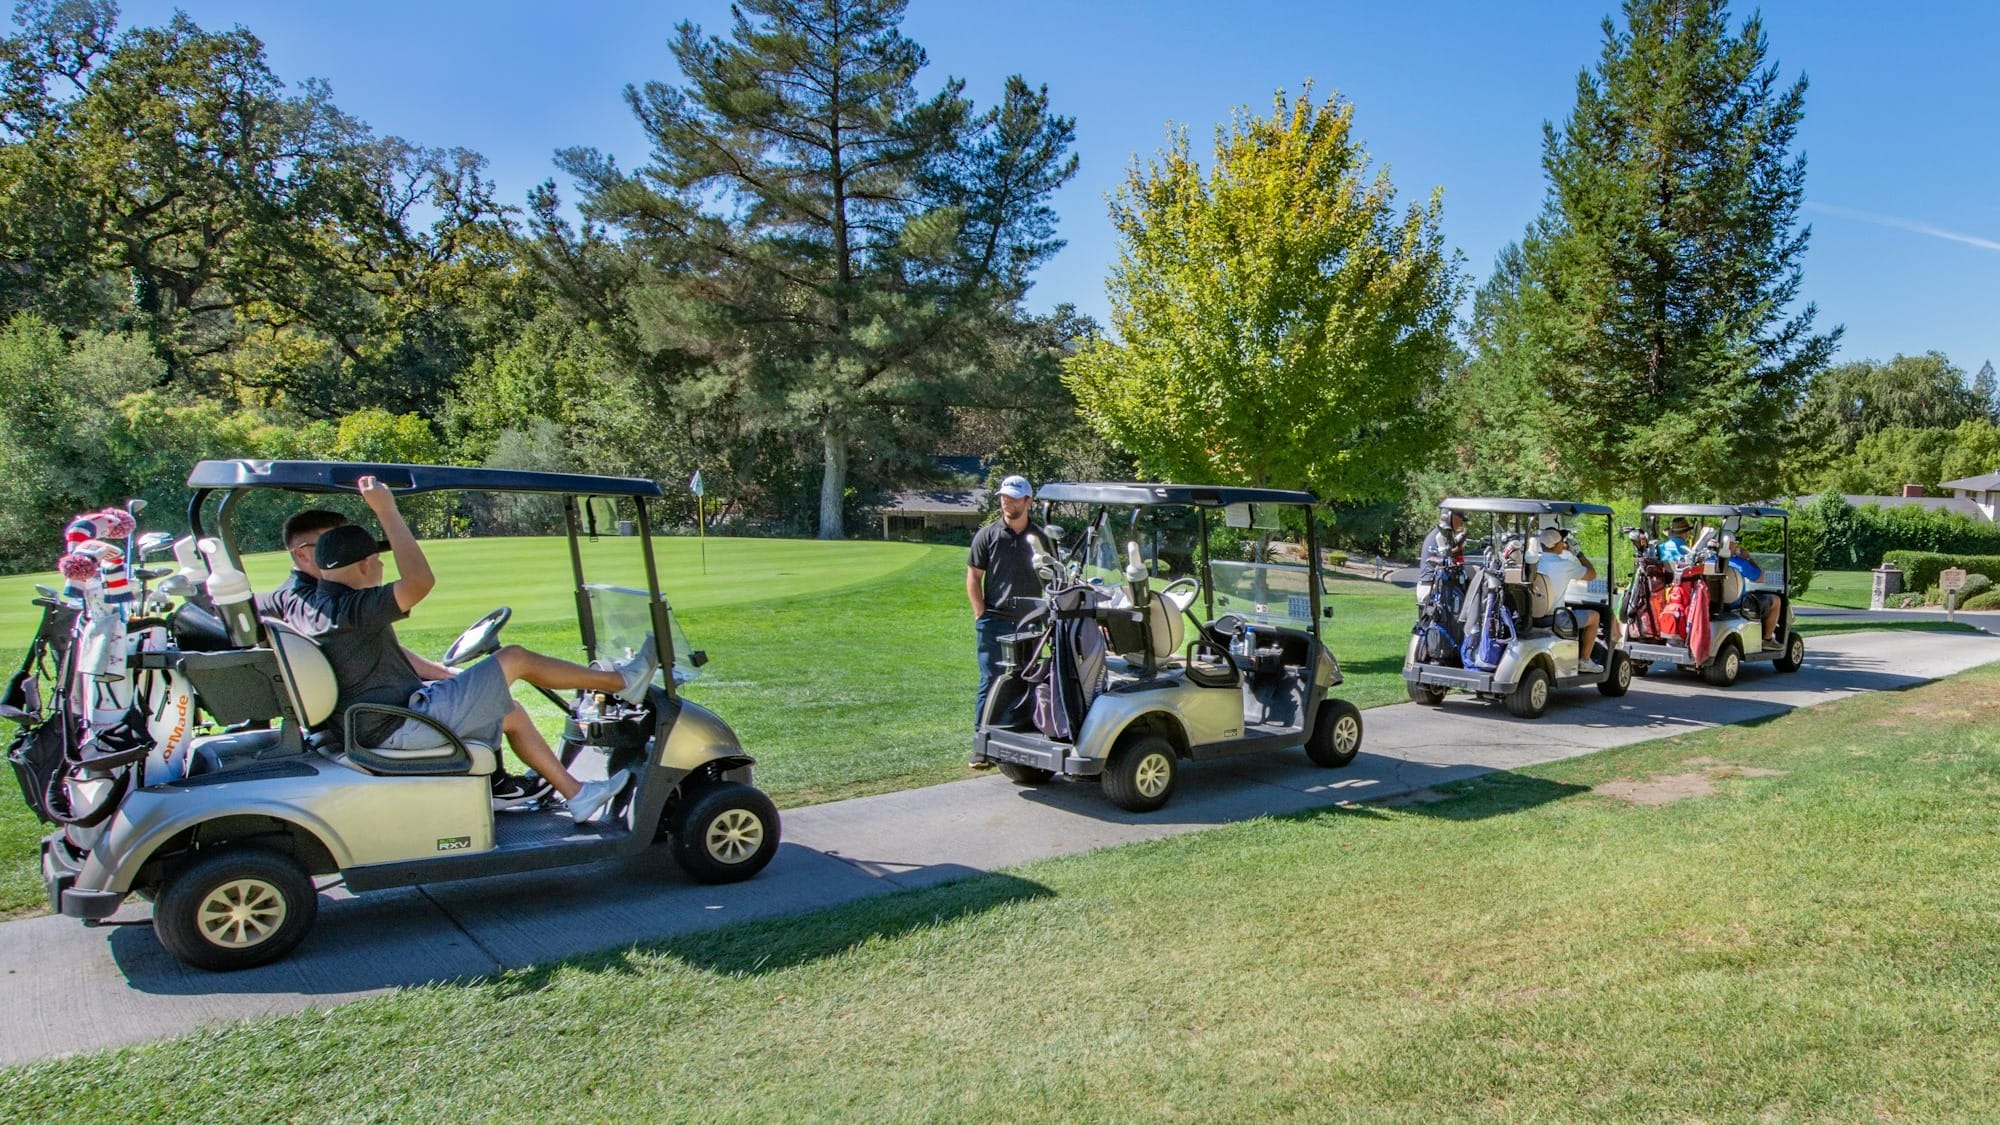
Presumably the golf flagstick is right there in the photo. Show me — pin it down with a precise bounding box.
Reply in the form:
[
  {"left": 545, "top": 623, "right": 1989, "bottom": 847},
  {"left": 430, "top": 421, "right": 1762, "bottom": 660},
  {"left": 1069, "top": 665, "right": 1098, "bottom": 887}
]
[{"left": 691, "top": 469, "right": 706, "bottom": 575}]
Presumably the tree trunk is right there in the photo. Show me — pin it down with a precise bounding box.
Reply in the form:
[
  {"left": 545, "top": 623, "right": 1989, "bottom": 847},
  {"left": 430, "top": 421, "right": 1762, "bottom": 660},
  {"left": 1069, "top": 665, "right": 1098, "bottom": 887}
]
[{"left": 817, "top": 420, "right": 848, "bottom": 539}]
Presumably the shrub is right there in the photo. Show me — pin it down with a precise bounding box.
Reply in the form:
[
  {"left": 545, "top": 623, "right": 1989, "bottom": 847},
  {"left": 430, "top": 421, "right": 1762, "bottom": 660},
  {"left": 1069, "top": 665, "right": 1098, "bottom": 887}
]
[
  {"left": 1880, "top": 552, "right": 2000, "bottom": 594},
  {"left": 1802, "top": 493, "right": 2000, "bottom": 568},
  {"left": 1961, "top": 589, "right": 2000, "bottom": 611},
  {"left": 1893, "top": 592, "right": 1926, "bottom": 609}
]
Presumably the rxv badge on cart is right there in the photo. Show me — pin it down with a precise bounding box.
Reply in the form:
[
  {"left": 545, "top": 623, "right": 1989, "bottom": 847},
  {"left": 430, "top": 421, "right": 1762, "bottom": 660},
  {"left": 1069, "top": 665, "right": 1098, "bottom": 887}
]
[{"left": 436, "top": 836, "right": 472, "bottom": 852}]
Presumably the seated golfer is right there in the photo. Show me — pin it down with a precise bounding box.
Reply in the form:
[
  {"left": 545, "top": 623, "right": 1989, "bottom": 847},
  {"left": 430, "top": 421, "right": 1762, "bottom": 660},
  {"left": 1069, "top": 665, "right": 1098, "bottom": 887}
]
[
  {"left": 1534, "top": 525, "right": 1601, "bottom": 672},
  {"left": 305, "top": 475, "right": 655, "bottom": 823},
  {"left": 267, "top": 508, "right": 553, "bottom": 810},
  {"left": 1656, "top": 516, "right": 1697, "bottom": 563},
  {"left": 1721, "top": 535, "right": 1782, "bottom": 648}
]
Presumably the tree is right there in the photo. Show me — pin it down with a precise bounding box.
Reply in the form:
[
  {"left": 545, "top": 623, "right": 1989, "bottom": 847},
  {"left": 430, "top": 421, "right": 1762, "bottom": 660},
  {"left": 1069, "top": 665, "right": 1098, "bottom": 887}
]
[
  {"left": 1518, "top": 0, "right": 1838, "bottom": 503},
  {"left": 546, "top": 0, "right": 1076, "bottom": 537},
  {"left": 1973, "top": 360, "right": 1999, "bottom": 424},
  {"left": 1793, "top": 352, "right": 1979, "bottom": 454},
  {"left": 1065, "top": 88, "right": 1460, "bottom": 500}
]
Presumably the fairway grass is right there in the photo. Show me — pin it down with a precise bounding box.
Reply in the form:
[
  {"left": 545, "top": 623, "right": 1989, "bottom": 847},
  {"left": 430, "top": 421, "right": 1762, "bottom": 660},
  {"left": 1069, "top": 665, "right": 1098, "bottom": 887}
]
[
  {"left": 1798, "top": 568, "right": 1874, "bottom": 610},
  {"left": 7, "top": 663, "right": 2000, "bottom": 1119}
]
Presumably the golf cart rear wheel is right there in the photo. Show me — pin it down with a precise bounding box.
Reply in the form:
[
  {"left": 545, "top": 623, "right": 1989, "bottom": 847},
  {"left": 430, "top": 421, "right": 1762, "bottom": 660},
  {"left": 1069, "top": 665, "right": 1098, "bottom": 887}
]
[
  {"left": 1704, "top": 640, "right": 1742, "bottom": 687},
  {"left": 1406, "top": 682, "right": 1447, "bottom": 706},
  {"left": 1774, "top": 632, "right": 1806, "bottom": 674},
  {"left": 998, "top": 762, "right": 1055, "bottom": 784},
  {"left": 671, "top": 781, "right": 781, "bottom": 884},
  {"left": 1505, "top": 665, "right": 1552, "bottom": 719},
  {"left": 1104, "top": 735, "right": 1177, "bottom": 813},
  {"left": 153, "top": 846, "right": 317, "bottom": 972},
  {"left": 1597, "top": 651, "right": 1633, "bottom": 697},
  {"left": 1305, "top": 699, "right": 1363, "bottom": 767}
]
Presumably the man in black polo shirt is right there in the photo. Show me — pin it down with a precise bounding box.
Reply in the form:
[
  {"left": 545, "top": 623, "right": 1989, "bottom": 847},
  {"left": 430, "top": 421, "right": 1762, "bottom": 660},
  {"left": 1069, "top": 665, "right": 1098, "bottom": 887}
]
[
  {"left": 967, "top": 474, "right": 1050, "bottom": 736},
  {"left": 304, "top": 475, "right": 657, "bottom": 823}
]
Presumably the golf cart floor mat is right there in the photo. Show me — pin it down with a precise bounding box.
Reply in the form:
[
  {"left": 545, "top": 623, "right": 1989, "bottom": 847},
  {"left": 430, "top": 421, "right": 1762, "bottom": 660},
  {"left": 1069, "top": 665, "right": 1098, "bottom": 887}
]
[{"left": 492, "top": 810, "right": 627, "bottom": 849}]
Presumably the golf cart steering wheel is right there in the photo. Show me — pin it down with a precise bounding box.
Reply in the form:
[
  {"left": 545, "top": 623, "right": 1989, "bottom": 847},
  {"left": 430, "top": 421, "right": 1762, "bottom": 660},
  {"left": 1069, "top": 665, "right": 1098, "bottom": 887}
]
[{"left": 442, "top": 607, "right": 512, "bottom": 668}]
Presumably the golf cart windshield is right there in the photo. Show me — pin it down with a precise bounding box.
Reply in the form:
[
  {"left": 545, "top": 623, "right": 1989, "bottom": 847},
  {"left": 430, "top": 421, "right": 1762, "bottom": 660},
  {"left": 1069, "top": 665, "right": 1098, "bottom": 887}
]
[
  {"left": 1046, "top": 498, "right": 1326, "bottom": 633},
  {"left": 586, "top": 584, "right": 702, "bottom": 685}
]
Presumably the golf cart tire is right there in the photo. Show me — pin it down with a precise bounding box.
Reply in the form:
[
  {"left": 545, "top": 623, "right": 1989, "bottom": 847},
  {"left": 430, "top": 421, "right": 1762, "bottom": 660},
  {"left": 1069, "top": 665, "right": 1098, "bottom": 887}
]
[
  {"left": 671, "top": 781, "right": 781, "bottom": 885},
  {"left": 1774, "top": 633, "right": 1806, "bottom": 674},
  {"left": 1505, "top": 664, "right": 1552, "bottom": 719},
  {"left": 1704, "top": 640, "right": 1743, "bottom": 687},
  {"left": 1305, "top": 699, "right": 1363, "bottom": 768},
  {"left": 153, "top": 846, "right": 318, "bottom": 972},
  {"left": 1104, "top": 734, "right": 1178, "bottom": 813},
  {"left": 1406, "top": 682, "right": 1447, "bottom": 706},
  {"left": 998, "top": 762, "right": 1055, "bottom": 785},
  {"left": 1597, "top": 651, "right": 1634, "bottom": 698}
]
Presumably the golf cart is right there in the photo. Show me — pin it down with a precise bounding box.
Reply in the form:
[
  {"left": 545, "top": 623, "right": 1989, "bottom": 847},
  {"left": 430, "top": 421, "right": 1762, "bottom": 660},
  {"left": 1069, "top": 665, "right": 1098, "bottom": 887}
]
[
  {"left": 1403, "top": 498, "right": 1630, "bottom": 717},
  {"left": 970, "top": 483, "right": 1363, "bottom": 813},
  {"left": 29, "top": 460, "right": 778, "bottom": 971},
  {"left": 1618, "top": 503, "right": 1804, "bottom": 685}
]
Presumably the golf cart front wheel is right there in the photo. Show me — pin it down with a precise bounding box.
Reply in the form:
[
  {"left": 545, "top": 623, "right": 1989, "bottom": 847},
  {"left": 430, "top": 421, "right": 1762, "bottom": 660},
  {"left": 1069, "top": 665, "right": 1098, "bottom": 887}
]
[
  {"left": 998, "top": 762, "right": 1055, "bottom": 784},
  {"left": 671, "top": 781, "right": 781, "bottom": 884},
  {"left": 1104, "top": 735, "right": 1178, "bottom": 813},
  {"left": 1505, "top": 665, "right": 1552, "bottom": 719},
  {"left": 1305, "top": 699, "right": 1363, "bottom": 767},
  {"left": 1773, "top": 633, "right": 1806, "bottom": 674},
  {"left": 153, "top": 846, "right": 318, "bottom": 972},
  {"left": 1406, "top": 681, "right": 1447, "bottom": 706},
  {"left": 1704, "top": 641, "right": 1742, "bottom": 687},
  {"left": 1597, "top": 651, "right": 1633, "bottom": 697}
]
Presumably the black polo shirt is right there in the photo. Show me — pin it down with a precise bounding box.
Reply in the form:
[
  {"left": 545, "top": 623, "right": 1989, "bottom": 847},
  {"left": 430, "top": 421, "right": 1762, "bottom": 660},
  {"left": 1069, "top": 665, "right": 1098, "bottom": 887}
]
[
  {"left": 300, "top": 578, "right": 419, "bottom": 743},
  {"left": 969, "top": 519, "right": 1048, "bottom": 622},
  {"left": 256, "top": 569, "right": 319, "bottom": 631}
]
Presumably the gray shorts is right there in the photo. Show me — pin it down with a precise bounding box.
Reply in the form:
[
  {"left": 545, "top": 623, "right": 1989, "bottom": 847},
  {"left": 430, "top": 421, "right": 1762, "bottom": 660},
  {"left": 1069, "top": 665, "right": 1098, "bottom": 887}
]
[{"left": 385, "top": 657, "right": 514, "bottom": 749}]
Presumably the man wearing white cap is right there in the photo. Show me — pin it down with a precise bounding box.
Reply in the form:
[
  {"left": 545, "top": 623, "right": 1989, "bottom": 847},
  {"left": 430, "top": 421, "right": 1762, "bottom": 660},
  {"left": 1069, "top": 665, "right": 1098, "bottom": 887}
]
[{"left": 967, "top": 474, "right": 1049, "bottom": 737}]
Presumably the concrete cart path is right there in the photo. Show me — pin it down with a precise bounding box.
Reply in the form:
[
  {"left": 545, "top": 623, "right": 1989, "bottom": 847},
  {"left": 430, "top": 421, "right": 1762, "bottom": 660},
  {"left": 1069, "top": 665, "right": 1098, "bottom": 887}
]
[{"left": 3, "top": 629, "right": 1996, "bottom": 1066}]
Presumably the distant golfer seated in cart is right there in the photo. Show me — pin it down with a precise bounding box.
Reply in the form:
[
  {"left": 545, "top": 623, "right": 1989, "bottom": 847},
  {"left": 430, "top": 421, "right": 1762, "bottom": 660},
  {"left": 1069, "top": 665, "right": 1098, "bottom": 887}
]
[
  {"left": 1721, "top": 534, "right": 1782, "bottom": 648},
  {"left": 301, "top": 475, "right": 658, "bottom": 823},
  {"left": 1533, "top": 525, "right": 1601, "bottom": 672}
]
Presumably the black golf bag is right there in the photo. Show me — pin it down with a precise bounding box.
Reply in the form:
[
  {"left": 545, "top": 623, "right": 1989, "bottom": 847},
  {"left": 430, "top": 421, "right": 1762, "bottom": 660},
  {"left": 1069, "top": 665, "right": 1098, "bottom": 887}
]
[{"left": 1413, "top": 563, "right": 1467, "bottom": 667}]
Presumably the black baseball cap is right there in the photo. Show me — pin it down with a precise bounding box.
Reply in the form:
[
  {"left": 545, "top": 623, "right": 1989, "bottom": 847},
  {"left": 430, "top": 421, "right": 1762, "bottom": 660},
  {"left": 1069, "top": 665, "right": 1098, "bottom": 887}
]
[{"left": 315, "top": 525, "right": 391, "bottom": 569}]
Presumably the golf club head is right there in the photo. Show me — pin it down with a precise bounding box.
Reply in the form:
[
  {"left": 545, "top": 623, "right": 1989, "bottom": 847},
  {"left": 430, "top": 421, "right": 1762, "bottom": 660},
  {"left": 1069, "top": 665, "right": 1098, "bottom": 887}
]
[
  {"left": 125, "top": 498, "right": 146, "bottom": 516},
  {"left": 136, "top": 531, "right": 175, "bottom": 557}
]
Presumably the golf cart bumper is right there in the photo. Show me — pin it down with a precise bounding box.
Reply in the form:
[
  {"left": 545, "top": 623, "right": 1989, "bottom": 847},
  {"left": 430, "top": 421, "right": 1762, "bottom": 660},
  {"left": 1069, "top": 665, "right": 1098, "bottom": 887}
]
[
  {"left": 1625, "top": 641, "right": 1692, "bottom": 665},
  {"left": 42, "top": 834, "right": 123, "bottom": 921},
  {"left": 1405, "top": 665, "right": 1499, "bottom": 694},
  {"left": 974, "top": 729, "right": 1104, "bottom": 777}
]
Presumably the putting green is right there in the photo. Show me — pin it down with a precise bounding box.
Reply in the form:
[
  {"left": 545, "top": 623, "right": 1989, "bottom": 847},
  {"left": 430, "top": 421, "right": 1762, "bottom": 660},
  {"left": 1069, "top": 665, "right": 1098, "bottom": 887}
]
[{"left": 0, "top": 536, "right": 933, "bottom": 640}]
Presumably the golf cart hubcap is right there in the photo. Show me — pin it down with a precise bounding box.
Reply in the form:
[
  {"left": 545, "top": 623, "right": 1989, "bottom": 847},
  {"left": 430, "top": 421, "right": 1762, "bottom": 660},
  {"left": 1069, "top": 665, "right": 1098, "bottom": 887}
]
[
  {"left": 1616, "top": 662, "right": 1631, "bottom": 689},
  {"left": 1725, "top": 652, "right": 1739, "bottom": 677},
  {"left": 197, "top": 878, "right": 287, "bottom": 948},
  {"left": 1529, "top": 678, "right": 1549, "bottom": 709},
  {"left": 705, "top": 809, "right": 765, "bottom": 864},
  {"left": 1333, "top": 716, "right": 1359, "bottom": 752},
  {"left": 1135, "top": 753, "right": 1172, "bottom": 798}
]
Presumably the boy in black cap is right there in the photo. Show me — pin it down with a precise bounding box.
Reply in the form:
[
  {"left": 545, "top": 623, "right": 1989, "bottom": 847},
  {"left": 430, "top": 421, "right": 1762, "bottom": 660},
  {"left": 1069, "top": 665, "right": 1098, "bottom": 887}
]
[{"left": 304, "top": 476, "right": 656, "bottom": 823}]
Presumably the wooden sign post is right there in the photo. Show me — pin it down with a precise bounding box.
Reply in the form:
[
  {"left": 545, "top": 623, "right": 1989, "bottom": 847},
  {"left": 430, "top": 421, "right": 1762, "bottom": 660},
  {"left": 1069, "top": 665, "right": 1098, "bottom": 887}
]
[{"left": 1940, "top": 567, "right": 1969, "bottom": 622}]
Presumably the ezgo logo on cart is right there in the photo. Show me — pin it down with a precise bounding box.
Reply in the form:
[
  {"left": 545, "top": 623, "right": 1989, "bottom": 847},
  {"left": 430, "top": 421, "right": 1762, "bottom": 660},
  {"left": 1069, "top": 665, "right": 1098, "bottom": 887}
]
[{"left": 436, "top": 836, "right": 472, "bottom": 852}]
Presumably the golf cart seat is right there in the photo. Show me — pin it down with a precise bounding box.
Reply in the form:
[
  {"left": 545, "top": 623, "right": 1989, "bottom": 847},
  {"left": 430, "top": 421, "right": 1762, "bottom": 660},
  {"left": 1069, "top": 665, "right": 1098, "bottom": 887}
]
[
  {"left": 1145, "top": 584, "right": 1198, "bottom": 658},
  {"left": 1529, "top": 572, "right": 1557, "bottom": 621},
  {"left": 1720, "top": 566, "right": 1744, "bottom": 605},
  {"left": 261, "top": 619, "right": 496, "bottom": 777}
]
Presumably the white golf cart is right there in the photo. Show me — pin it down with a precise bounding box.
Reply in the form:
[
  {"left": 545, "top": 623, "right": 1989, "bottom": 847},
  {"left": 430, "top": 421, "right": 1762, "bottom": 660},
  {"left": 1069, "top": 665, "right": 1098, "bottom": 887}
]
[
  {"left": 1403, "top": 498, "right": 1631, "bottom": 718},
  {"left": 971, "top": 483, "right": 1363, "bottom": 813},
  {"left": 1618, "top": 503, "right": 1804, "bottom": 685},
  {"left": 32, "top": 460, "right": 779, "bottom": 970}
]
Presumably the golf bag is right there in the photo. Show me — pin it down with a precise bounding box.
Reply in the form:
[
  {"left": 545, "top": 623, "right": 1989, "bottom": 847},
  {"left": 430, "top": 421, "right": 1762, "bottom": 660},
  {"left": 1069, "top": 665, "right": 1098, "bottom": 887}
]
[
  {"left": 5, "top": 600, "right": 76, "bottom": 824},
  {"left": 1459, "top": 566, "right": 1517, "bottom": 672},
  {"left": 1622, "top": 560, "right": 1667, "bottom": 641},
  {"left": 1413, "top": 563, "right": 1466, "bottom": 667},
  {"left": 1031, "top": 585, "right": 1108, "bottom": 740}
]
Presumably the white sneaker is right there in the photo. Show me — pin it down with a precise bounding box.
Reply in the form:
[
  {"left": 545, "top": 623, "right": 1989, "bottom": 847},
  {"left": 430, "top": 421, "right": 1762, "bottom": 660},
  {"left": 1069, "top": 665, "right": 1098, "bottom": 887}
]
[
  {"left": 1579, "top": 660, "right": 1604, "bottom": 675},
  {"left": 603, "top": 638, "right": 659, "bottom": 705},
  {"left": 568, "top": 769, "right": 632, "bottom": 824}
]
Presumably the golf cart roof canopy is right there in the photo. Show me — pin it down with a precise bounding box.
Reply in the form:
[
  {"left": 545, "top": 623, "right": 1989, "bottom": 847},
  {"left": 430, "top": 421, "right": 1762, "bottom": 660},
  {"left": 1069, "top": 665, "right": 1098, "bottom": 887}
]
[
  {"left": 1440, "top": 497, "right": 1614, "bottom": 517},
  {"left": 1035, "top": 482, "right": 1316, "bottom": 508},
  {"left": 186, "top": 460, "right": 665, "bottom": 498},
  {"left": 1643, "top": 503, "right": 1789, "bottom": 519}
]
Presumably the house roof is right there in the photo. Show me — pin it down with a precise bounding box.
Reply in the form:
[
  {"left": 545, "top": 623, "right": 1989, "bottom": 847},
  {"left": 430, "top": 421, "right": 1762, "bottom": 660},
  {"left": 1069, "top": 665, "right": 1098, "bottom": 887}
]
[
  {"left": 1941, "top": 471, "right": 2000, "bottom": 491},
  {"left": 880, "top": 488, "right": 989, "bottom": 515},
  {"left": 1821, "top": 493, "right": 1988, "bottom": 518}
]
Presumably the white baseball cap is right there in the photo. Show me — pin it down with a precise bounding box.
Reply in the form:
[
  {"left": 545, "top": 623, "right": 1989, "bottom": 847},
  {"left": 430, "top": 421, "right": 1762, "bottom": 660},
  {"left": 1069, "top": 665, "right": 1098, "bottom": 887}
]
[{"left": 997, "top": 474, "right": 1032, "bottom": 499}]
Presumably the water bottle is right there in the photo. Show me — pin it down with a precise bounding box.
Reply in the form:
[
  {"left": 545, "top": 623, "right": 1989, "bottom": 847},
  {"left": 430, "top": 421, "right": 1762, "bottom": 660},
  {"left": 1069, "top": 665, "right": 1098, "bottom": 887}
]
[
  {"left": 198, "top": 538, "right": 259, "bottom": 647},
  {"left": 1242, "top": 624, "right": 1256, "bottom": 659}
]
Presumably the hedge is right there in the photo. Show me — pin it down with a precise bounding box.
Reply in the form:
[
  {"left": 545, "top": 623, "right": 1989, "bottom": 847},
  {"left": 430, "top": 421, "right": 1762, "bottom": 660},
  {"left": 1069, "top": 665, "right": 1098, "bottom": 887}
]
[
  {"left": 1880, "top": 551, "right": 2000, "bottom": 594},
  {"left": 1801, "top": 493, "right": 2000, "bottom": 569}
]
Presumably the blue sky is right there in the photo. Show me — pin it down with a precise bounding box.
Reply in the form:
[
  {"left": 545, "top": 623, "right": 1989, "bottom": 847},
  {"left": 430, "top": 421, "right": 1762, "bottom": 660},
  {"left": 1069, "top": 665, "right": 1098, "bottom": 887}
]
[{"left": 119, "top": 1, "right": 1999, "bottom": 373}]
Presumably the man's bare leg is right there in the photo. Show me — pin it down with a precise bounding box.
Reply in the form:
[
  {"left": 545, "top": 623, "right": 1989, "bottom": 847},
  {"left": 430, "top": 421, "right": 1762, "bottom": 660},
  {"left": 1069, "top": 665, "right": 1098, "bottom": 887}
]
[
  {"left": 495, "top": 645, "right": 625, "bottom": 694},
  {"left": 500, "top": 703, "right": 585, "bottom": 799}
]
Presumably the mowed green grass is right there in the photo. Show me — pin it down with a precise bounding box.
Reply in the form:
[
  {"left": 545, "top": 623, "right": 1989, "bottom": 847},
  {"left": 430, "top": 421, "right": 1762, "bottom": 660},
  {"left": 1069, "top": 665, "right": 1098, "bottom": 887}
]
[
  {"left": 1798, "top": 568, "right": 1874, "bottom": 609},
  {"left": 0, "top": 538, "right": 1416, "bottom": 916},
  {"left": 8, "top": 664, "right": 2000, "bottom": 1119}
]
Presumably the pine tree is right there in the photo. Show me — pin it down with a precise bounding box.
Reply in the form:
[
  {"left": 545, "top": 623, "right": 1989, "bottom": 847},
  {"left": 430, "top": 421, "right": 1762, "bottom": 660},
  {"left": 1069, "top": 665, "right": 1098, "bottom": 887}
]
[
  {"left": 1520, "top": 0, "right": 1838, "bottom": 503},
  {"left": 550, "top": 0, "right": 1075, "bottom": 537},
  {"left": 1975, "top": 360, "right": 1999, "bottom": 424}
]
